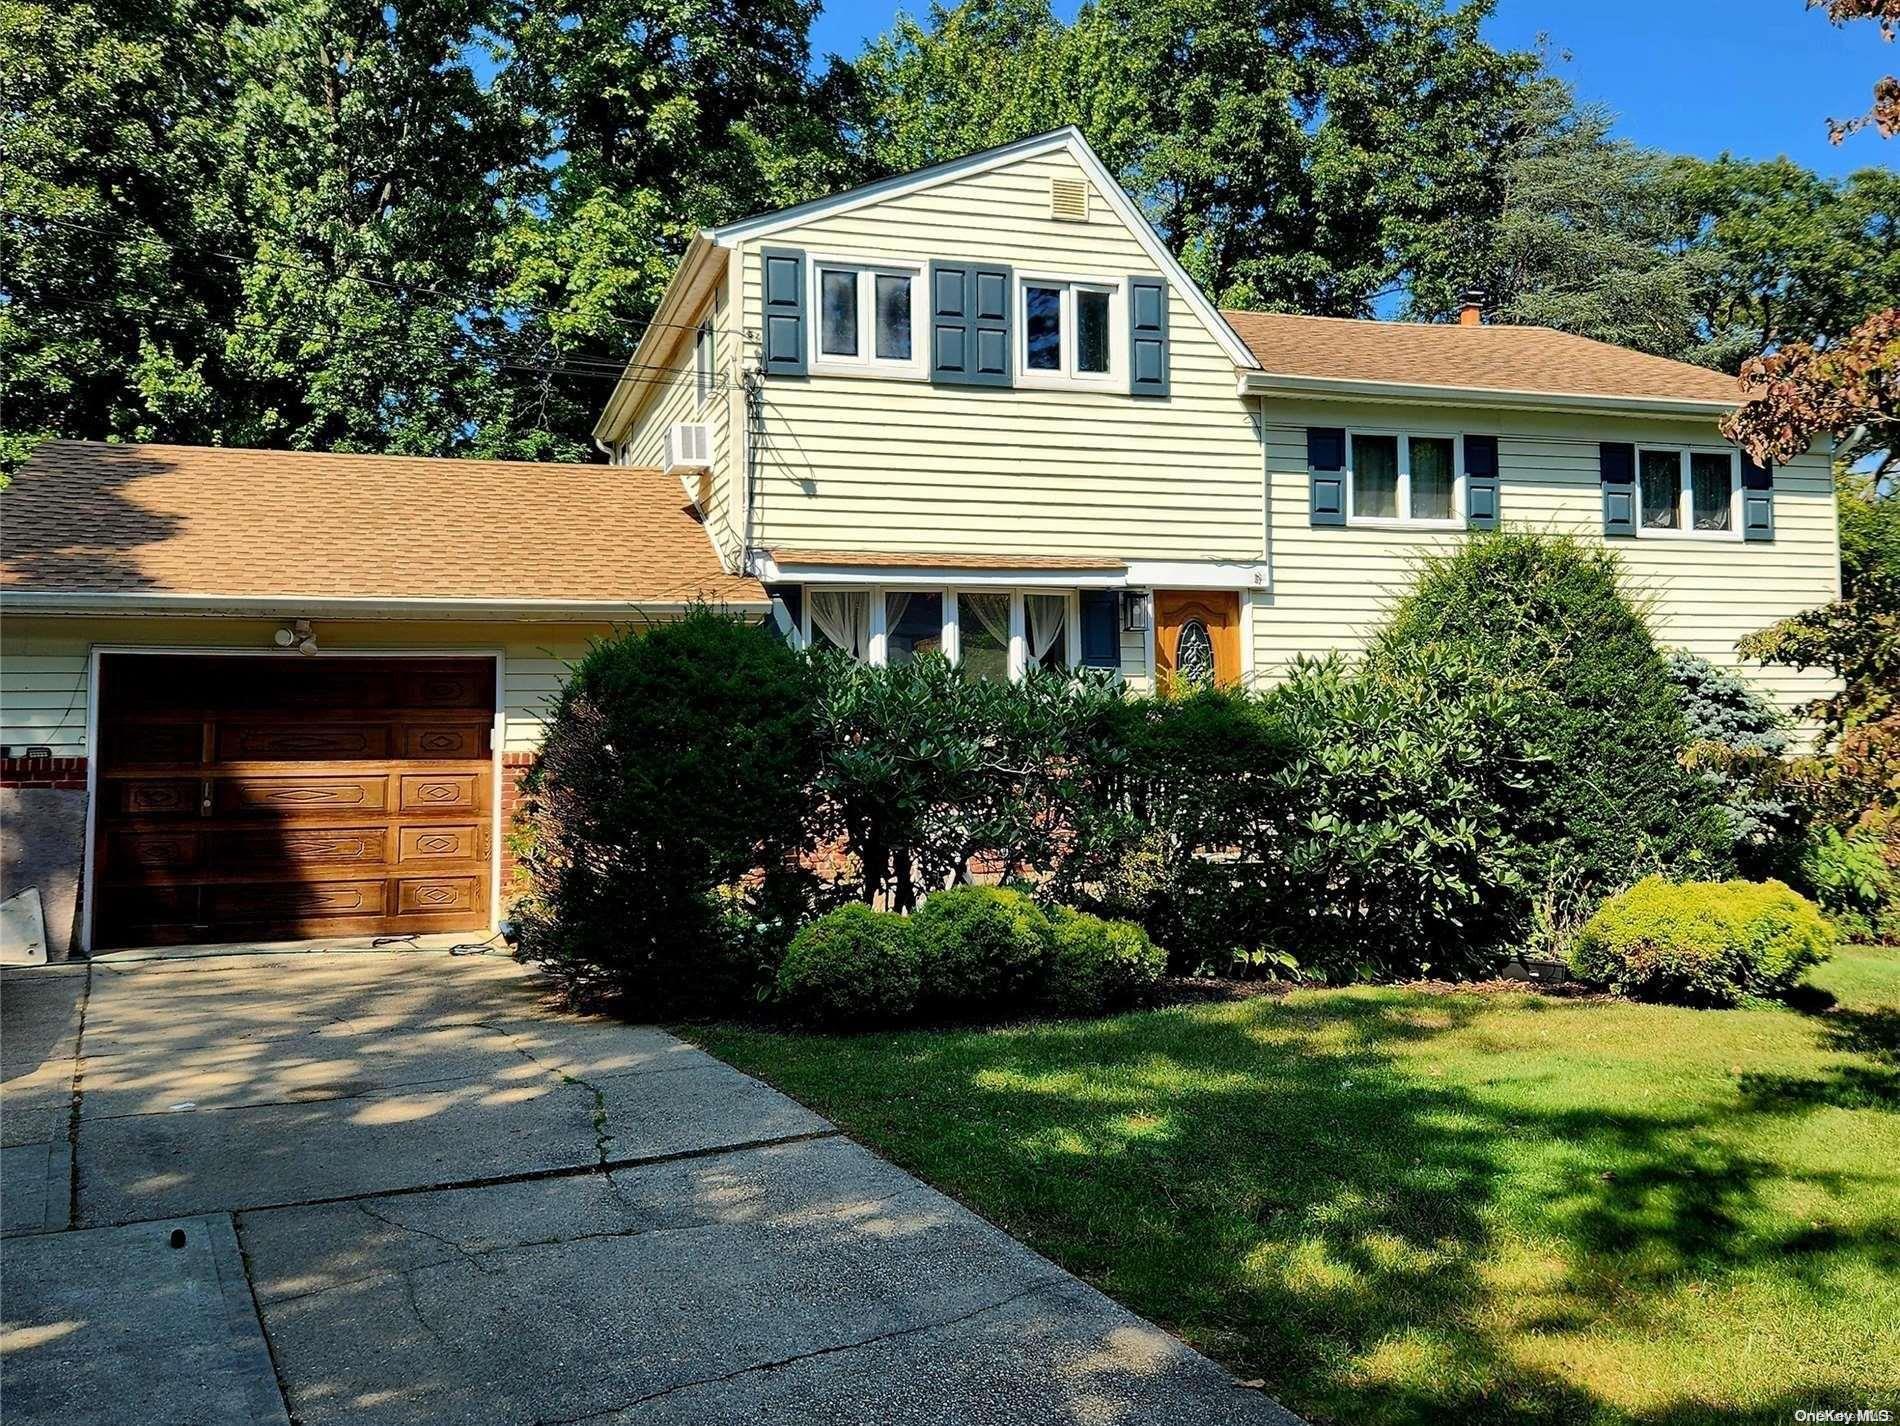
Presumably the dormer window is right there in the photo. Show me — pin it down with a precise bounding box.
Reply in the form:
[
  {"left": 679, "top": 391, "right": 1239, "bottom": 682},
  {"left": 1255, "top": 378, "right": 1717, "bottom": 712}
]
[
  {"left": 1016, "top": 273, "right": 1123, "bottom": 390},
  {"left": 809, "top": 255, "right": 926, "bottom": 378}
]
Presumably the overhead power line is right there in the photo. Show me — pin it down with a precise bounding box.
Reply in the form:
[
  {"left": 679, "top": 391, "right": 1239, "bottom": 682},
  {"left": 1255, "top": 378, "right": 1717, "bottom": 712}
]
[{"left": 16, "top": 286, "right": 739, "bottom": 397}]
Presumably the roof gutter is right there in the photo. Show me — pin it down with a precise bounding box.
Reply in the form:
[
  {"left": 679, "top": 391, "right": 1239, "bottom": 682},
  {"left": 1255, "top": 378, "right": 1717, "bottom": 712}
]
[
  {"left": 1236, "top": 370, "right": 1739, "bottom": 420},
  {"left": 0, "top": 591, "right": 770, "bottom": 621},
  {"left": 590, "top": 233, "right": 726, "bottom": 446}
]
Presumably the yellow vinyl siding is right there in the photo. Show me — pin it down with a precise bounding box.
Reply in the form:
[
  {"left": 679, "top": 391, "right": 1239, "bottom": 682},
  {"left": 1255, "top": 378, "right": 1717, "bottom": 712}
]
[
  {"left": 1251, "top": 401, "right": 1842, "bottom": 717},
  {"left": 0, "top": 617, "right": 619, "bottom": 756},
  {"left": 621, "top": 275, "right": 741, "bottom": 568},
  {"left": 735, "top": 150, "right": 1263, "bottom": 563}
]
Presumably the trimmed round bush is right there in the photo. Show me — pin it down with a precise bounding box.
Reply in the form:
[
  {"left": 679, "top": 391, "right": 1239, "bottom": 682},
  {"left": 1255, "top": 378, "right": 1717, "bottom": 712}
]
[
  {"left": 911, "top": 886, "right": 1053, "bottom": 1012},
  {"left": 1044, "top": 908, "right": 1167, "bottom": 1015},
  {"left": 1568, "top": 875, "right": 1834, "bottom": 1006},
  {"left": 774, "top": 904, "right": 921, "bottom": 1026}
]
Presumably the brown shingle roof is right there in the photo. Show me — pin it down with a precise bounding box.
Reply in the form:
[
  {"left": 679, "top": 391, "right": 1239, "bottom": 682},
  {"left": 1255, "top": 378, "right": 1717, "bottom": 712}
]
[
  {"left": 1221, "top": 312, "right": 1742, "bottom": 406},
  {"left": 1, "top": 442, "right": 765, "bottom": 606},
  {"left": 771, "top": 548, "right": 1126, "bottom": 571}
]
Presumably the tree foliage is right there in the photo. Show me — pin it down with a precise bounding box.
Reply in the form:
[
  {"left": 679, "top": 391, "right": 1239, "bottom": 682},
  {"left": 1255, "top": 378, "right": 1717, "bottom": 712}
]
[
  {"left": 853, "top": 0, "right": 1545, "bottom": 315},
  {"left": 8, "top": 0, "right": 1900, "bottom": 466},
  {"left": 1469, "top": 90, "right": 1900, "bottom": 368},
  {"left": 1809, "top": 0, "right": 1900, "bottom": 141},
  {"left": 1, "top": 0, "right": 845, "bottom": 467},
  {"left": 1724, "top": 308, "right": 1900, "bottom": 482}
]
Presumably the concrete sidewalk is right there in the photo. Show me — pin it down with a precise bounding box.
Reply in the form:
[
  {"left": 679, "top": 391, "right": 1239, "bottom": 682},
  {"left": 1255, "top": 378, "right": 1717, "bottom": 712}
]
[{"left": 1, "top": 947, "right": 1300, "bottom": 1425}]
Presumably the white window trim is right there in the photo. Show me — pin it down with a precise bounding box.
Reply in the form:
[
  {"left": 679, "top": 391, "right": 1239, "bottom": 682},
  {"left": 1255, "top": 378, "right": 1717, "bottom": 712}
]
[
  {"left": 694, "top": 319, "right": 715, "bottom": 410},
  {"left": 1635, "top": 445, "right": 1743, "bottom": 542},
  {"left": 807, "top": 252, "right": 928, "bottom": 380},
  {"left": 797, "top": 584, "right": 1077, "bottom": 680},
  {"left": 1344, "top": 427, "right": 1466, "bottom": 530},
  {"left": 1014, "top": 270, "right": 1126, "bottom": 393}
]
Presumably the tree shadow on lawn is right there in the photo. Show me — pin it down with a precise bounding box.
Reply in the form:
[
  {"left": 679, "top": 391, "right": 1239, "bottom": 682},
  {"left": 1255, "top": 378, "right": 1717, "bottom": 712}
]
[
  {"left": 773, "top": 991, "right": 1899, "bottom": 1426},
  {"left": 1740, "top": 1001, "right": 1900, "bottom": 1112}
]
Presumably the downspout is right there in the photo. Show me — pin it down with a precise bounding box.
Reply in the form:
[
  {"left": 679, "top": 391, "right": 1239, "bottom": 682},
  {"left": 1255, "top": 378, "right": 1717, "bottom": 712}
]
[{"left": 1258, "top": 393, "right": 1271, "bottom": 566}]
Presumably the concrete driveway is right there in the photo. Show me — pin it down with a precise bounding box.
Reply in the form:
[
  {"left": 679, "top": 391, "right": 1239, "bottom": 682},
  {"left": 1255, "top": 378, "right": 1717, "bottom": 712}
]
[{"left": 2, "top": 947, "right": 1298, "bottom": 1425}]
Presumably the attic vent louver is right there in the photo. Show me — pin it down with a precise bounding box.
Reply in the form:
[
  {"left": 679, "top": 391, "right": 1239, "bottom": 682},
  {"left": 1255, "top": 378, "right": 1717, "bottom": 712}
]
[{"left": 1050, "top": 177, "right": 1089, "bottom": 222}]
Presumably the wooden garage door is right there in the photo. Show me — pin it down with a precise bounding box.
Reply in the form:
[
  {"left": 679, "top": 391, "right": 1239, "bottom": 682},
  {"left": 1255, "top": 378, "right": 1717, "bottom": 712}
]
[{"left": 93, "top": 655, "right": 495, "bottom": 949}]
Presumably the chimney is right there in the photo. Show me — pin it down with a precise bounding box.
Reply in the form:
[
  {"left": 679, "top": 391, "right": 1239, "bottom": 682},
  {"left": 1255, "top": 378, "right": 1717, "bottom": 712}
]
[{"left": 1458, "top": 290, "right": 1485, "bottom": 327}]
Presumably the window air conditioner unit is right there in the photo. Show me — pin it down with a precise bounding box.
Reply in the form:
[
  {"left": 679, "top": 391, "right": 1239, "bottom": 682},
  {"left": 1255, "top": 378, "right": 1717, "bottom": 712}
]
[{"left": 663, "top": 422, "right": 712, "bottom": 476}]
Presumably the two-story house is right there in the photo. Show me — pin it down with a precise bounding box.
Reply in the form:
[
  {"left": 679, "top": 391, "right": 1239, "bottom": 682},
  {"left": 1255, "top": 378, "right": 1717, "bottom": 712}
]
[
  {"left": 0, "top": 128, "right": 1839, "bottom": 957},
  {"left": 599, "top": 127, "right": 1839, "bottom": 707}
]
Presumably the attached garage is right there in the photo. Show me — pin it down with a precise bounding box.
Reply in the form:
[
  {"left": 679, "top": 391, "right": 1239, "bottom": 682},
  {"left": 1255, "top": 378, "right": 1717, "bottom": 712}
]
[
  {"left": 0, "top": 441, "right": 769, "bottom": 958},
  {"left": 91, "top": 654, "right": 498, "bottom": 948}
]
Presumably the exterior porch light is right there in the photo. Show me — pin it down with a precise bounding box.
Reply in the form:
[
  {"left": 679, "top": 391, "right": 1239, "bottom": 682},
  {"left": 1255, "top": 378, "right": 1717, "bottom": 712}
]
[{"left": 1122, "top": 590, "right": 1150, "bottom": 632}]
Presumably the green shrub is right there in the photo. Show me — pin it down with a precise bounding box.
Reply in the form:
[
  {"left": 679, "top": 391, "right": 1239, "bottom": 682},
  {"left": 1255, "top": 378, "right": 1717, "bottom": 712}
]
[
  {"left": 1568, "top": 875, "right": 1834, "bottom": 1005},
  {"left": 1665, "top": 649, "right": 1804, "bottom": 878},
  {"left": 911, "top": 885, "right": 1053, "bottom": 1012},
  {"left": 774, "top": 904, "right": 922, "bottom": 1026},
  {"left": 1044, "top": 908, "right": 1167, "bottom": 1015},
  {"left": 1376, "top": 531, "right": 1730, "bottom": 890},
  {"left": 1801, "top": 827, "right": 1898, "bottom": 944},
  {"left": 1247, "top": 644, "right": 1546, "bottom": 980},
  {"left": 809, "top": 653, "right": 1131, "bottom": 909},
  {"left": 514, "top": 610, "right": 818, "bottom": 1010}
]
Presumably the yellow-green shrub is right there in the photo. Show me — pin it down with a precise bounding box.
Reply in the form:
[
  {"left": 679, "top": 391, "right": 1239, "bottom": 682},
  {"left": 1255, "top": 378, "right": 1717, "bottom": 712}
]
[
  {"left": 1568, "top": 875, "right": 1834, "bottom": 1005},
  {"left": 1044, "top": 908, "right": 1167, "bottom": 1015}
]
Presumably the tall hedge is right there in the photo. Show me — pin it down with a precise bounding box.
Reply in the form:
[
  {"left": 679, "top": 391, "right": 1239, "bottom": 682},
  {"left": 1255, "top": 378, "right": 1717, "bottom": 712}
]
[
  {"left": 514, "top": 611, "right": 818, "bottom": 1008},
  {"left": 1374, "top": 532, "right": 1729, "bottom": 889}
]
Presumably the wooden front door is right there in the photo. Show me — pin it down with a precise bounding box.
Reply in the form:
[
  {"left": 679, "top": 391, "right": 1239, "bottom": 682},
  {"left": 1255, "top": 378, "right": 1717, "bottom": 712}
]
[
  {"left": 93, "top": 655, "right": 495, "bottom": 948},
  {"left": 1154, "top": 591, "right": 1242, "bottom": 692}
]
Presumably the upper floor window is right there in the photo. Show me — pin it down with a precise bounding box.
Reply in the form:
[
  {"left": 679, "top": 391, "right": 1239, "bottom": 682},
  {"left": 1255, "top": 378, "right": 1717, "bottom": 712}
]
[
  {"left": 1347, "top": 430, "right": 1462, "bottom": 528},
  {"left": 1016, "top": 274, "right": 1123, "bottom": 390},
  {"left": 1638, "top": 446, "right": 1740, "bottom": 538},
  {"left": 694, "top": 319, "right": 715, "bottom": 408},
  {"left": 810, "top": 256, "right": 925, "bottom": 378}
]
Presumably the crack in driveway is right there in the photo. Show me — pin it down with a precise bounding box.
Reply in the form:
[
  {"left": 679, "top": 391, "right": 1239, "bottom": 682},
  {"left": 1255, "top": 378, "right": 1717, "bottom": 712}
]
[
  {"left": 254, "top": 1182, "right": 941, "bottom": 1309},
  {"left": 528, "top": 1277, "right": 1078, "bottom": 1426},
  {"left": 352, "top": 1201, "right": 502, "bottom": 1277}
]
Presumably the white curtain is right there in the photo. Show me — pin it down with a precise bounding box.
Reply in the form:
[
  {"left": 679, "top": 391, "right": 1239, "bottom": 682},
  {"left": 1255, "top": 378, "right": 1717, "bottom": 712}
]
[
  {"left": 963, "top": 592, "right": 1011, "bottom": 649},
  {"left": 1025, "top": 594, "right": 1067, "bottom": 666},
  {"left": 810, "top": 590, "right": 870, "bottom": 660}
]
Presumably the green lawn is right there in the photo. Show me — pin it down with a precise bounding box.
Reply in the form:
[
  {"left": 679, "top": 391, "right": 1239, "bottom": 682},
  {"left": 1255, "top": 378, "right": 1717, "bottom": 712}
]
[{"left": 690, "top": 948, "right": 1900, "bottom": 1426}]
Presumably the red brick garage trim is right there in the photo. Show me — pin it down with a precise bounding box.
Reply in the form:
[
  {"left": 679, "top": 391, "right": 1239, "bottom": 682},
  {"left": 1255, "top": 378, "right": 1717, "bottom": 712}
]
[
  {"left": 0, "top": 755, "right": 87, "bottom": 790},
  {"left": 501, "top": 752, "right": 535, "bottom": 898}
]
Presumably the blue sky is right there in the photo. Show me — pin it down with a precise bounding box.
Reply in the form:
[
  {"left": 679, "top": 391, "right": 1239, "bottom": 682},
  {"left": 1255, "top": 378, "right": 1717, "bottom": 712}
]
[{"left": 809, "top": 0, "right": 1900, "bottom": 178}]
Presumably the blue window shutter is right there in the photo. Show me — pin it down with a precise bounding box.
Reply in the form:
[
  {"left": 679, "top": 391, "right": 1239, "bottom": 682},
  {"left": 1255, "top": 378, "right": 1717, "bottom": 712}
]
[
  {"left": 1600, "top": 442, "right": 1636, "bottom": 537},
  {"left": 1308, "top": 427, "right": 1346, "bottom": 527},
  {"left": 931, "top": 262, "right": 1012, "bottom": 386},
  {"left": 765, "top": 584, "right": 803, "bottom": 642},
  {"left": 1464, "top": 434, "right": 1500, "bottom": 530},
  {"left": 1741, "top": 452, "right": 1774, "bottom": 541},
  {"left": 759, "top": 248, "right": 806, "bottom": 376},
  {"left": 1129, "top": 277, "right": 1169, "bottom": 396},
  {"left": 1079, "top": 590, "right": 1120, "bottom": 668},
  {"left": 969, "top": 265, "right": 1012, "bottom": 386},
  {"left": 929, "top": 260, "right": 972, "bottom": 382}
]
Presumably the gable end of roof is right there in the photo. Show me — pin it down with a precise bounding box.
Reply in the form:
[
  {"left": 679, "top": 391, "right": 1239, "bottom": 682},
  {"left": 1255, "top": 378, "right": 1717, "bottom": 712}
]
[{"left": 708, "top": 128, "right": 1258, "bottom": 371}]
